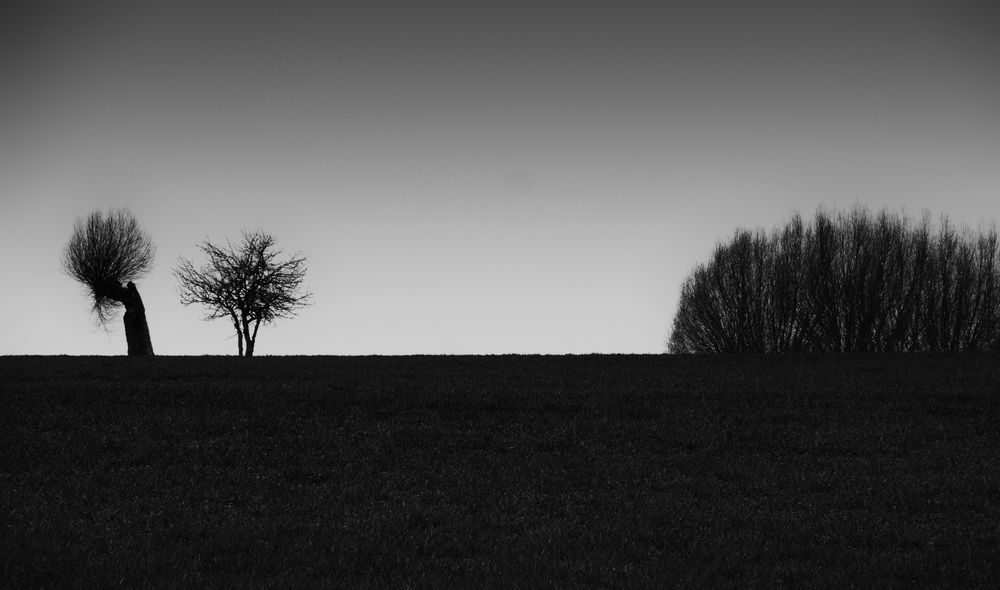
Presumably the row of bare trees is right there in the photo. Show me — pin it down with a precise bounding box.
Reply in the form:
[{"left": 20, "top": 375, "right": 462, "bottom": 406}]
[
  {"left": 63, "top": 208, "right": 311, "bottom": 356},
  {"left": 669, "top": 206, "right": 1000, "bottom": 353}
]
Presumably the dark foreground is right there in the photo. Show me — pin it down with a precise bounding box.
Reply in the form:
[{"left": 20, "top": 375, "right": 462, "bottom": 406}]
[{"left": 2, "top": 354, "right": 999, "bottom": 588}]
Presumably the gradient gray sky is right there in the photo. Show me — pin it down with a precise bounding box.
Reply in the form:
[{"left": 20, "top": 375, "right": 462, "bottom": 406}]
[{"left": 2, "top": 0, "right": 999, "bottom": 355}]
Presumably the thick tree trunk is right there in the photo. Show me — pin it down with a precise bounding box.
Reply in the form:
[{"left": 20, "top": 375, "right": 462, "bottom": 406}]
[
  {"left": 122, "top": 282, "right": 154, "bottom": 355},
  {"left": 102, "top": 281, "right": 154, "bottom": 356}
]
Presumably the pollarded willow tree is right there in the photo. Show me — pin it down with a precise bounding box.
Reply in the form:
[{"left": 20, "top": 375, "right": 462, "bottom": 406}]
[
  {"left": 174, "top": 230, "right": 312, "bottom": 356},
  {"left": 668, "top": 205, "right": 1000, "bottom": 353},
  {"left": 63, "top": 208, "right": 156, "bottom": 355}
]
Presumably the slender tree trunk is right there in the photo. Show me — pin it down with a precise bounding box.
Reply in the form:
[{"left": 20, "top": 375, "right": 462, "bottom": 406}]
[
  {"left": 239, "top": 317, "right": 263, "bottom": 357},
  {"left": 242, "top": 320, "right": 254, "bottom": 357},
  {"left": 250, "top": 318, "right": 261, "bottom": 356},
  {"left": 233, "top": 319, "right": 244, "bottom": 356},
  {"left": 102, "top": 281, "right": 154, "bottom": 356}
]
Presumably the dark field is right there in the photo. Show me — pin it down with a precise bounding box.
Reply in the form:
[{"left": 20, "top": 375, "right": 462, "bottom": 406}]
[{"left": 2, "top": 354, "right": 999, "bottom": 588}]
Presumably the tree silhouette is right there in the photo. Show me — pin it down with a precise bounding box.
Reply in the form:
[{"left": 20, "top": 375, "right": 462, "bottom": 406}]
[
  {"left": 174, "top": 230, "right": 312, "bottom": 356},
  {"left": 668, "top": 206, "right": 1000, "bottom": 353},
  {"left": 63, "top": 208, "right": 155, "bottom": 355}
]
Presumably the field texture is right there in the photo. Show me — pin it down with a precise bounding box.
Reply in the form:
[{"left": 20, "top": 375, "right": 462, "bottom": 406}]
[{"left": 2, "top": 354, "right": 999, "bottom": 587}]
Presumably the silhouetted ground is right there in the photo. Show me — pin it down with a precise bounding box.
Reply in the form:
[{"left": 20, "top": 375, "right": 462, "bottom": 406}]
[{"left": 2, "top": 354, "right": 998, "bottom": 587}]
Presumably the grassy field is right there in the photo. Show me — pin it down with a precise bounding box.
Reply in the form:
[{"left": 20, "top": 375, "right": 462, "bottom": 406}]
[{"left": 2, "top": 354, "right": 999, "bottom": 588}]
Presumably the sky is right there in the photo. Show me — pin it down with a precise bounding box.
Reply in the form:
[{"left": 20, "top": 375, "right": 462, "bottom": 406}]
[{"left": 2, "top": 0, "right": 999, "bottom": 355}]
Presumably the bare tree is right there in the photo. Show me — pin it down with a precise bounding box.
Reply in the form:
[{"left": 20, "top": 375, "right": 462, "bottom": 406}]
[
  {"left": 63, "top": 208, "right": 155, "bottom": 355},
  {"left": 174, "top": 230, "right": 312, "bottom": 356}
]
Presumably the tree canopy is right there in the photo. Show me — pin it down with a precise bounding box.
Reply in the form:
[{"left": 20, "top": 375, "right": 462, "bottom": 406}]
[
  {"left": 63, "top": 208, "right": 155, "bottom": 325},
  {"left": 669, "top": 206, "right": 1000, "bottom": 353}
]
